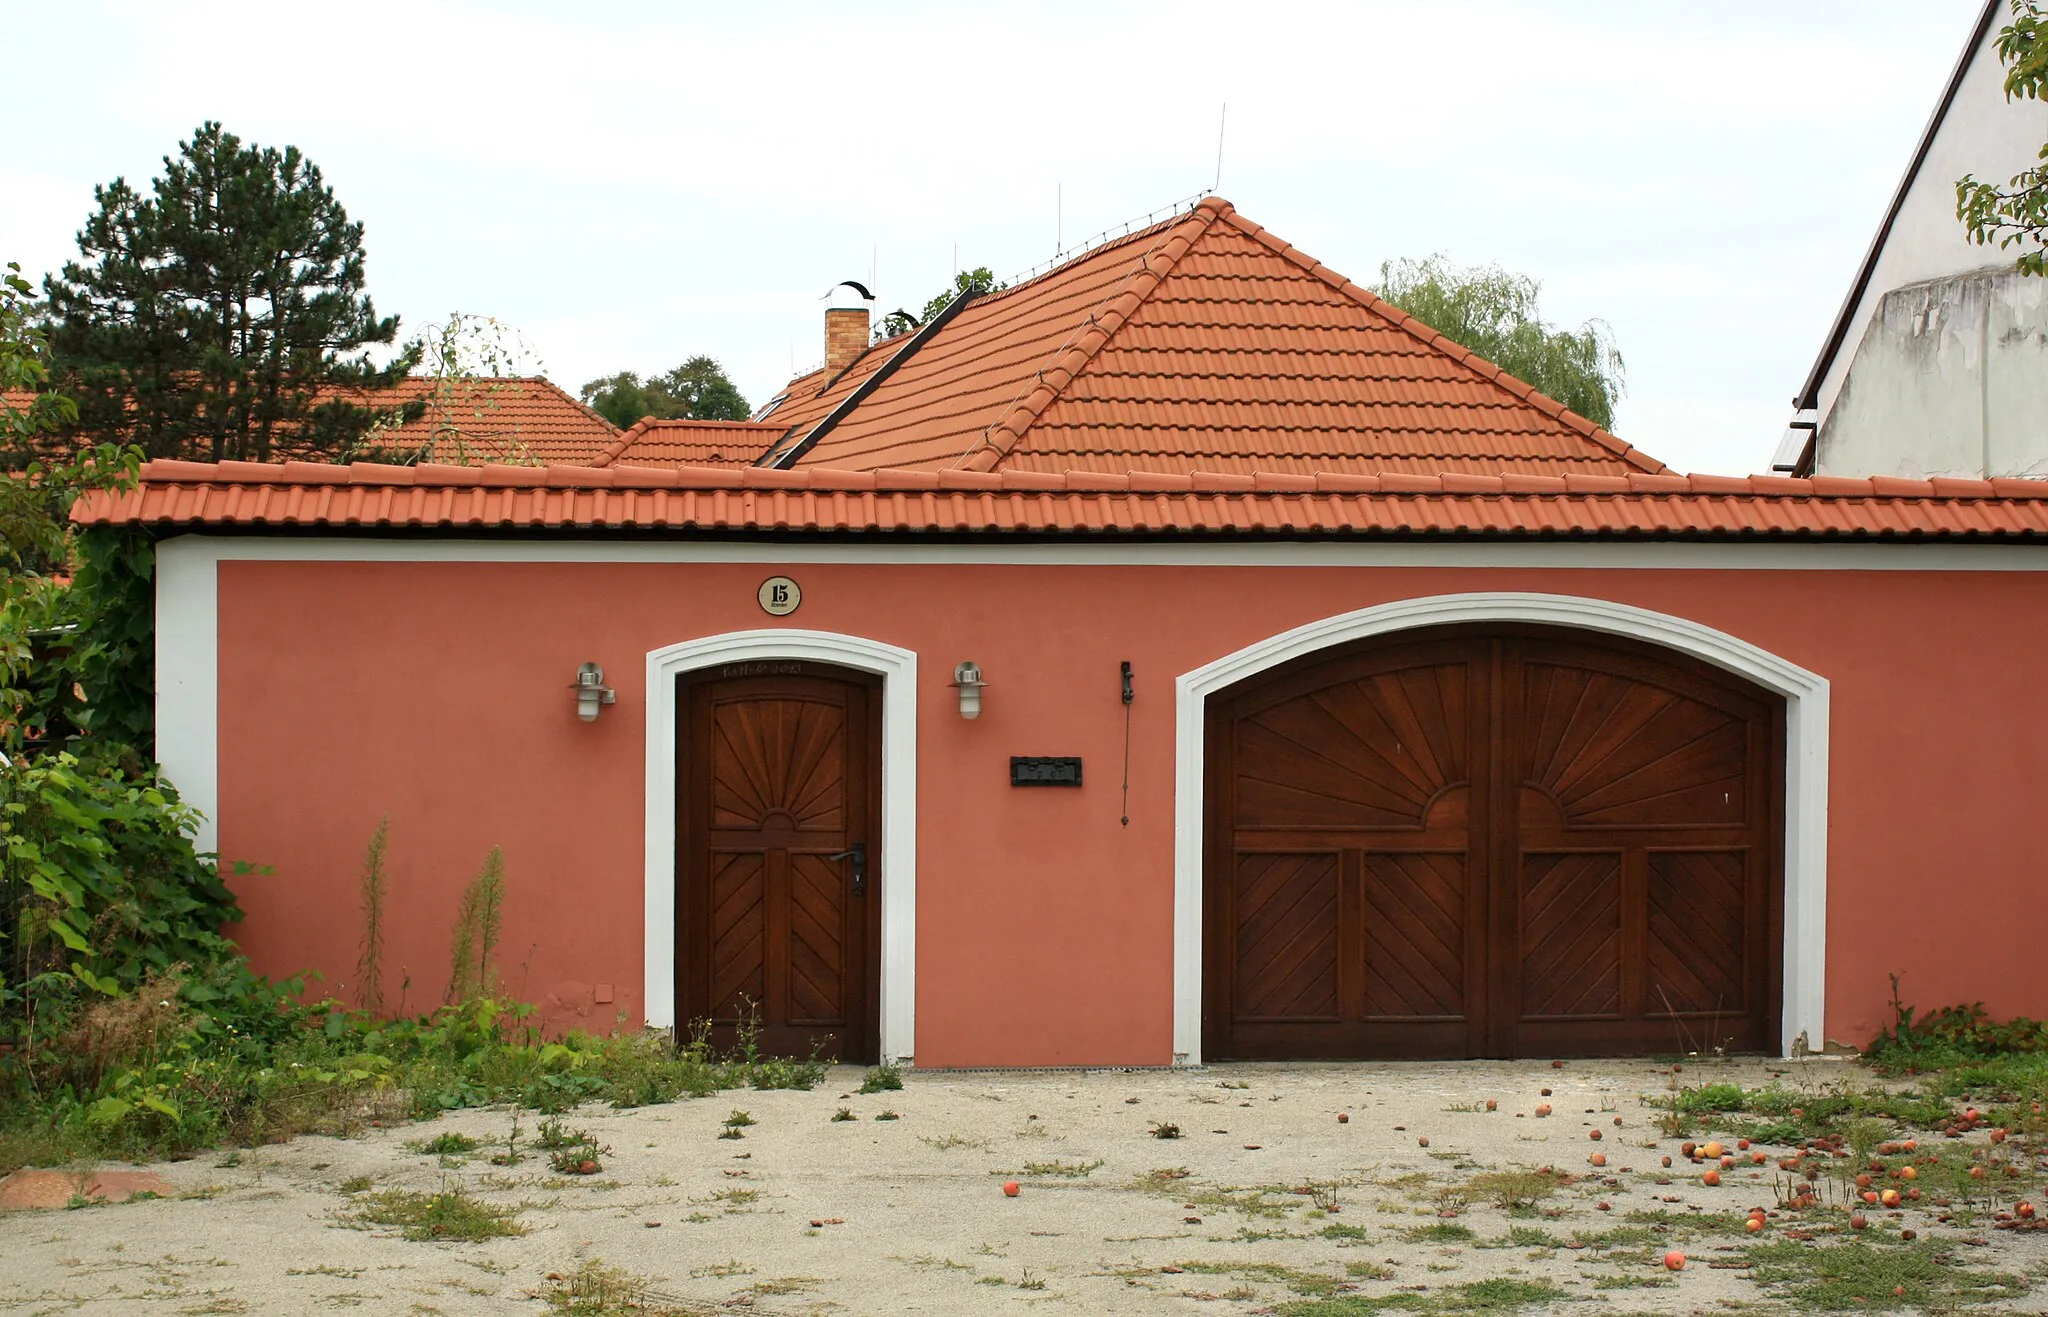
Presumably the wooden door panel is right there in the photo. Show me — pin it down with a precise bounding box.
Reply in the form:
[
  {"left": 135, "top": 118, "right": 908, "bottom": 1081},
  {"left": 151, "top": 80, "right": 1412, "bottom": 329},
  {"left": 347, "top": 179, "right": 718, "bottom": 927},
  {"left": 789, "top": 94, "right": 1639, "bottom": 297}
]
[
  {"left": 1361, "top": 853, "right": 1467, "bottom": 1020},
  {"left": 1517, "top": 665, "right": 1749, "bottom": 829},
  {"left": 1232, "top": 853, "right": 1341, "bottom": 1021},
  {"left": 787, "top": 852, "right": 848, "bottom": 1027},
  {"left": 1646, "top": 850, "right": 1749, "bottom": 1017},
  {"left": 708, "top": 851, "right": 766, "bottom": 1020},
  {"left": 1234, "top": 664, "right": 1471, "bottom": 830},
  {"left": 712, "top": 698, "right": 847, "bottom": 831},
  {"left": 1518, "top": 852, "right": 1623, "bottom": 1019}
]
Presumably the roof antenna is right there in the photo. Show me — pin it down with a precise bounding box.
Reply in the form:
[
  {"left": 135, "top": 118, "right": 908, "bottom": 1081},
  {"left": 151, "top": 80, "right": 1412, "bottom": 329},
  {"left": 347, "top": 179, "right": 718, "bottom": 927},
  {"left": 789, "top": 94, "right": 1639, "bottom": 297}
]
[
  {"left": 1213, "top": 103, "right": 1227, "bottom": 194},
  {"left": 1056, "top": 181, "right": 1062, "bottom": 257}
]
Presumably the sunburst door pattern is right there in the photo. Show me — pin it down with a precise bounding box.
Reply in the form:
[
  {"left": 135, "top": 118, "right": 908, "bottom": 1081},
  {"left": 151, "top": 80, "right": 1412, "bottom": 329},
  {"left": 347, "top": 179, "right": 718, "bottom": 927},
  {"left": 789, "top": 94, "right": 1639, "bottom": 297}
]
[
  {"left": 1515, "top": 663, "right": 1746, "bottom": 829},
  {"left": 1234, "top": 664, "right": 1470, "bottom": 828},
  {"left": 711, "top": 698, "right": 847, "bottom": 832}
]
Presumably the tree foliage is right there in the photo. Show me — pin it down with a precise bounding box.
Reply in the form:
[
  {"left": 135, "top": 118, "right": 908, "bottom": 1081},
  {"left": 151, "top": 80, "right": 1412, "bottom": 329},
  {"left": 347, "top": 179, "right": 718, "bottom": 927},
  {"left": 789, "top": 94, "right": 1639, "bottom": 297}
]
[
  {"left": 1957, "top": 0, "right": 2048, "bottom": 277},
  {"left": 876, "top": 266, "right": 1005, "bottom": 340},
  {"left": 360, "top": 313, "right": 549, "bottom": 466},
  {"left": 1371, "top": 255, "right": 1626, "bottom": 430},
  {"left": 43, "top": 121, "right": 414, "bottom": 462},
  {"left": 578, "top": 355, "right": 750, "bottom": 429}
]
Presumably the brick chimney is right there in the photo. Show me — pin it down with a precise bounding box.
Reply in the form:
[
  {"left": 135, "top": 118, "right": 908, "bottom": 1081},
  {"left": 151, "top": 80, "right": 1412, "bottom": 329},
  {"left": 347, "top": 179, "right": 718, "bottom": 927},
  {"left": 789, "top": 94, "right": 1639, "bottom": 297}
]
[{"left": 825, "top": 305, "right": 870, "bottom": 375}]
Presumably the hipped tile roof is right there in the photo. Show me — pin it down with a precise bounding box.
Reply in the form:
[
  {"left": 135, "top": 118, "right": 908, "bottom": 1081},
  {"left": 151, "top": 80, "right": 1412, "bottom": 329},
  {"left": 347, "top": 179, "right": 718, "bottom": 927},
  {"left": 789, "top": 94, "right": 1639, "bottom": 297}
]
[
  {"left": 595, "top": 418, "right": 786, "bottom": 469},
  {"left": 757, "top": 198, "right": 1664, "bottom": 478},
  {"left": 337, "top": 376, "right": 619, "bottom": 464},
  {"left": 70, "top": 459, "right": 2048, "bottom": 540}
]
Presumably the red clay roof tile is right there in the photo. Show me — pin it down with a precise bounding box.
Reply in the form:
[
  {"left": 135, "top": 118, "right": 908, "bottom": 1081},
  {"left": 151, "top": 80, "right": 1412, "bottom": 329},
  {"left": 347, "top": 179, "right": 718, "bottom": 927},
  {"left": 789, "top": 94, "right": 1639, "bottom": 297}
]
[
  {"left": 752, "top": 199, "right": 1664, "bottom": 480},
  {"left": 70, "top": 458, "right": 2048, "bottom": 541},
  {"left": 595, "top": 417, "right": 785, "bottom": 470}
]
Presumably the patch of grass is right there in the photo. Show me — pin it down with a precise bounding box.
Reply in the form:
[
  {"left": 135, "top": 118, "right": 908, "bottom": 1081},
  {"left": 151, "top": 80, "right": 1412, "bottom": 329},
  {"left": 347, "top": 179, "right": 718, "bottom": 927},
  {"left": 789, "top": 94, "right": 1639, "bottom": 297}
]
[
  {"left": 1175, "top": 1261, "right": 1353, "bottom": 1298},
  {"left": 1016, "top": 1158, "right": 1104, "bottom": 1178},
  {"left": 858, "top": 1063, "right": 903, "bottom": 1094},
  {"left": 410, "top": 1131, "right": 480, "bottom": 1156},
  {"left": 1744, "top": 1237, "right": 2029, "bottom": 1311},
  {"left": 542, "top": 1258, "right": 696, "bottom": 1315},
  {"left": 830, "top": 1106, "right": 856, "bottom": 1122},
  {"left": 1400, "top": 1220, "right": 1475, "bottom": 1244},
  {"left": 1318, "top": 1223, "right": 1372, "bottom": 1243},
  {"left": 1463, "top": 1169, "right": 1560, "bottom": 1211},
  {"left": 1272, "top": 1277, "right": 1567, "bottom": 1315},
  {"left": 346, "top": 1183, "right": 524, "bottom": 1241},
  {"left": 1477, "top": 1225, "right": 1563, "bottom": 1250},
  {"left": 918, "top": 1132, "right": 986, "bottom": 1151},
  {"left": 1621, "top": 1207, "right": 1755, "bottom": 1239},
  {"left": 873, "top": 1109, "right": 899, "bottom": 1121},
  {"left": 1149, "top": 1120, "right": 1182, "bottom": 1139}
]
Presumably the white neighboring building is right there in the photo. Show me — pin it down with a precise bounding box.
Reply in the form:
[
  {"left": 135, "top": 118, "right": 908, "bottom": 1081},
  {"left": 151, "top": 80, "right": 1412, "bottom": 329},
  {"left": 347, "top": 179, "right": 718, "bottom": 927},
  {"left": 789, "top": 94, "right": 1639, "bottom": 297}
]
[{"left": 1779, "top": 0, "right": 2048, "bottom": 479}]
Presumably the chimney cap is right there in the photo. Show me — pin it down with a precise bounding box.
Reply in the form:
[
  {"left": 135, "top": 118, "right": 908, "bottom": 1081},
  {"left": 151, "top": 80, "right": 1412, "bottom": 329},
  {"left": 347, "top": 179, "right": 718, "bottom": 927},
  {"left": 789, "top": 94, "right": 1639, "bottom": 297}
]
[{"left": 827, "top": 280, "right": 875, "bottom": 307}]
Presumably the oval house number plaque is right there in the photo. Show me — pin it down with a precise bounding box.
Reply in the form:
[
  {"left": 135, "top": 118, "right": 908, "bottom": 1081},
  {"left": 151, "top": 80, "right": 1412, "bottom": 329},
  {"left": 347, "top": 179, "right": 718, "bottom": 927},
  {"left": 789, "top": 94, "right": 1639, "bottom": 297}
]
[{"left": 757, "top": 576, "right": 802, "bottom": 616}]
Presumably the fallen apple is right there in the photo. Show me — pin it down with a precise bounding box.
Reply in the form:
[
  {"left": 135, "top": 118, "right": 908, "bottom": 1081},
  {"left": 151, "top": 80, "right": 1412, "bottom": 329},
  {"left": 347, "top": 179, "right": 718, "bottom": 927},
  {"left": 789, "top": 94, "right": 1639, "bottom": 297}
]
[
  {"left": 1003, "top": 1181, "right": 1020, "bottom": 1197},
  {"left": 1701, "top": 1170, "right": 1721, "bottom": 1187},
  {"left": 1589, "top": 1152, "right": 1607, "bottom": 1168},
  {"left": 1664, "top": 1250, "right": 1686, "bottom": 1271}
]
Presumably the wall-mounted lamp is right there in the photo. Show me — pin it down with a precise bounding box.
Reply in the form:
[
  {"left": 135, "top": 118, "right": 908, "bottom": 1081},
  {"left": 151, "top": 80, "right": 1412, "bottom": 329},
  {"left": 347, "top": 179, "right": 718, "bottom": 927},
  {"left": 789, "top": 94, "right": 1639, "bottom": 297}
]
[
  {"left": 573, "top": 662, "right": 616, "bottom": 722},
  {"left": 950, "top": 660, "right": 987, "bottom": 720}
]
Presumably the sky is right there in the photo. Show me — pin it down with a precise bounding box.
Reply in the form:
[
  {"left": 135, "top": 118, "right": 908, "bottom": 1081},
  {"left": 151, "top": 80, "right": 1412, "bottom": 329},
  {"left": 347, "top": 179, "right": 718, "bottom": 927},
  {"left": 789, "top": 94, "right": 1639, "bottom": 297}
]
[{"left": 2, "top": 0, "right": 1988, "bottom": 475}]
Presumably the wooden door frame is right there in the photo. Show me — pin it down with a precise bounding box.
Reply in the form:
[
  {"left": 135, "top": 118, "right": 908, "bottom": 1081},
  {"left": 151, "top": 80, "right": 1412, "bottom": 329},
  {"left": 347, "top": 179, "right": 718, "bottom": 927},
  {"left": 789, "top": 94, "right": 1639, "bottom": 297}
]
[
  {"left": 1176, "top": 592, "right": 1830, "bottom": 1065},
  {"left": 643, "top": 630, "right": 918, "bottom": 1065}
]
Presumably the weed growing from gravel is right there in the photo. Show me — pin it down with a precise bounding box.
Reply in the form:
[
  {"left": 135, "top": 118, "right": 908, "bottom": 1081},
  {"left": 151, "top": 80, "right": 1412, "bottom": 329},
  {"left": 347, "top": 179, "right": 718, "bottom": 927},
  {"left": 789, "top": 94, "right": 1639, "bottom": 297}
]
[
  {"left": 347, "top": 1181, "right": 525, "bottom": 1241},
  {"left": 410, "top": 1131, "right": 480, "bottom": 1156},
  {"left": 858, "top": 1063, "right": 903, "bottom": 1093},
  {"left": 541, "top": 1258, "right": 694, "bottom": 1315},
  {"left": 1015, "top": 1158, "right": 1104, "bottom": 1178}
]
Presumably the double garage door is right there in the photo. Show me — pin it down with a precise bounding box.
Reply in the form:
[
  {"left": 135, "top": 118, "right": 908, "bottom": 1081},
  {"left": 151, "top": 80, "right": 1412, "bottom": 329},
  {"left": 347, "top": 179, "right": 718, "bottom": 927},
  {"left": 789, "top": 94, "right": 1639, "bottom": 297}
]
[{"left": 1204, "top": 626, "right": 1782, "bottom": 1060}]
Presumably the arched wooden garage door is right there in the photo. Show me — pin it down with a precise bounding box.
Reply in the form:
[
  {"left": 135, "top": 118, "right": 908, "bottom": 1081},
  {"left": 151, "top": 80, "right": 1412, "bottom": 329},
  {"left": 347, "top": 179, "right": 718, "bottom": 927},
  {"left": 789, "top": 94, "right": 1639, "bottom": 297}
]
[{"left": 1203, "top": 626, "right": 1782, "bottom": 1060}]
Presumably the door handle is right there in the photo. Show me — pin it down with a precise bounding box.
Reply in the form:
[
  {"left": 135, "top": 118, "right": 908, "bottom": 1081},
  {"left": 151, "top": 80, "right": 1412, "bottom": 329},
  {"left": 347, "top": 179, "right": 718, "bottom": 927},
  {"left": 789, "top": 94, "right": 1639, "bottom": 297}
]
[{"left": 827, "top": 842, "right": 867, "bottom": 897}]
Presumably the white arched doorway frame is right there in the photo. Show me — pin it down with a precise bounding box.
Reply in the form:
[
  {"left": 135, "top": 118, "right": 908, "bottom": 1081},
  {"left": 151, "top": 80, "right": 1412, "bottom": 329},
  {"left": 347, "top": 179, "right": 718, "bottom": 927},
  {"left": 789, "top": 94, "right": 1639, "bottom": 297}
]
[
  {"left": 644, "top": 629, "right": 917, "bottom": 1065},
  {"left": 1173, "top": 592, "right": 1828, "bottom": 1064}
]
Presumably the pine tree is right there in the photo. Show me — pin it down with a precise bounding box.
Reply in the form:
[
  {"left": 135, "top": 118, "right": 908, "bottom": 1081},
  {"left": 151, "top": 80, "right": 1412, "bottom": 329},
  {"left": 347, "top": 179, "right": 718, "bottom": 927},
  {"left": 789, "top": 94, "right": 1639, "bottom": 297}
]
[{"left": 44, "top": 122, "right": 415, "bottom": 462}]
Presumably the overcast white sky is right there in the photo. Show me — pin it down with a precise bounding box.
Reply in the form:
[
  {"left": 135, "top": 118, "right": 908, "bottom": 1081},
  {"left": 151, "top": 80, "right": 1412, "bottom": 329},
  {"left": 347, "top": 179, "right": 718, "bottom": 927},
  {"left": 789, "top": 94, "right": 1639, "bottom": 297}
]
[{"left": 3, "top": 1, "right": 1988, "bottom": 475}]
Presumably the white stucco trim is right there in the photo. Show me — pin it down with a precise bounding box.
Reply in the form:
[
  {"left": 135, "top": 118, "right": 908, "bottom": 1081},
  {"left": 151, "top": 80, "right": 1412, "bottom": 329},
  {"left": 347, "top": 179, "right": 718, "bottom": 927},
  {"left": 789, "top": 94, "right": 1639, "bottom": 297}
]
[
  {"left": 1171, "top": 592, "right": 1829, "bottom": 1064},
  {"left": 643, "top": 630, "right": 918, "bottom": 1066},
  {"left": 155, "top": 538, "right": 220, "bottom": 857}
]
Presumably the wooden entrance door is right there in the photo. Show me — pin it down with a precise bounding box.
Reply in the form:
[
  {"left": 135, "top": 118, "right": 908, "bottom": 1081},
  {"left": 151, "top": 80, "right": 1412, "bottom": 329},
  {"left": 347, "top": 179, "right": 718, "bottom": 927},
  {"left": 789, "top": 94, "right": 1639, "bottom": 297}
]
[
  {"left": 1204, "top": 626, "right": 1781, "bottom": 1060},
  {"left": 678, "top": 666, "right": 881, "bottom": 1063}
]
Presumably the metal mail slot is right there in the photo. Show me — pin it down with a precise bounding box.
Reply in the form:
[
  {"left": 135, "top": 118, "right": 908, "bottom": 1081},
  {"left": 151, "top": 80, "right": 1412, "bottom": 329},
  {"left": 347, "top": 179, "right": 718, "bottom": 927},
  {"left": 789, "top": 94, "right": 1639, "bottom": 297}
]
[{"left": 1010, "top": 756, "right": 1083, "bottom": 786}]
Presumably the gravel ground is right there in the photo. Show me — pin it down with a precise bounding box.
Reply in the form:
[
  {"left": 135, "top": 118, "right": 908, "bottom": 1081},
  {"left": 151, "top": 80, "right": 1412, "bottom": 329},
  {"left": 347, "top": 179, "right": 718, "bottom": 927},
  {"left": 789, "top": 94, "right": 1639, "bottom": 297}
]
[{"left": 2, "top": 1055, "right": 2043, "bottom": 1315}]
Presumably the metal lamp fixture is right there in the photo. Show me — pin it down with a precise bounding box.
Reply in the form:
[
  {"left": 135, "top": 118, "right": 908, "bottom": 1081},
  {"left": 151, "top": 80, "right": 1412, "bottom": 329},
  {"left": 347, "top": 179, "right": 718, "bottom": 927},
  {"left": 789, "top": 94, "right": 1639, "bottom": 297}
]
[
  {"left": 950, "top": 660, "right": 987, "bottom": 720},
  {"left": 573, "top": 662, "right": 616, "bottom": 722}
]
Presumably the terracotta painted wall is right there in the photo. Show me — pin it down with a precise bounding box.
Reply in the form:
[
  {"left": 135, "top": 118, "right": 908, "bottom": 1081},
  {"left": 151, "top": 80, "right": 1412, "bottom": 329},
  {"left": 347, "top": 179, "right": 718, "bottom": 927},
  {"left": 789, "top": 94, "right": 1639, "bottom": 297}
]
[{"left": 209, "top": 555, "right": 2048, "bottom": 1064}]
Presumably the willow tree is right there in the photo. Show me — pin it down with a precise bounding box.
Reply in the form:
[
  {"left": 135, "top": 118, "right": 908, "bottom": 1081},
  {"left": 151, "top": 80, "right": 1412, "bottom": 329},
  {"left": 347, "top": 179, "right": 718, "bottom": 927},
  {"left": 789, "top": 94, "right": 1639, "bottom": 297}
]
[{"left": 1371, "top": 255, "right": 1625, "bottom": 430}]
